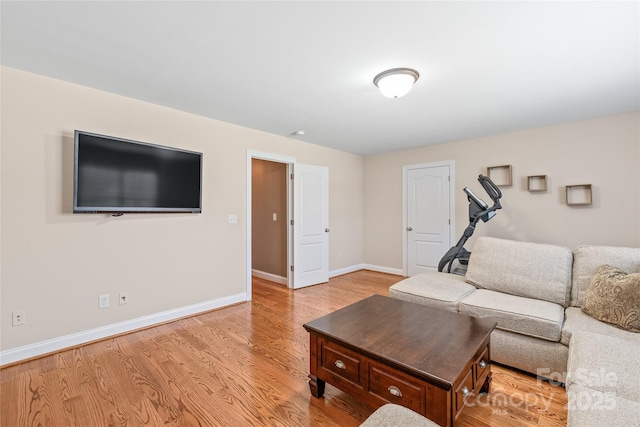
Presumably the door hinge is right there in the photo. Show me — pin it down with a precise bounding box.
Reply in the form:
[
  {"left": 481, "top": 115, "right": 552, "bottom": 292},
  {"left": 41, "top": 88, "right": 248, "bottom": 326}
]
[
  {"left": 290, "top": 219, "right": 294, "bottom": 226},
  {"left": 449, "top": 219, "right": 451, "bottom": 225},
  {"left": 448, "top": 175, "right": 450, "bottom": 182},
  {"left": 290, "top": 265, "right": 294, "bottom": 272},
  {"left": 290, "top": 173, "right": 294, "bottom": 180}
]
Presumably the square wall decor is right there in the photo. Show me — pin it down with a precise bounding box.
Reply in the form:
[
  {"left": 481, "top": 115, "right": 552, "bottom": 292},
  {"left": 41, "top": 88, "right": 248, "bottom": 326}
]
[
  {"left": 487, "top": 165, "right": 512, "bottom": 187},
  {"left": 566, "top": 184, "right": 592, "bottom": 206},
  {"left": 527, "top": 175, "right": 548, "bottom": 192}
]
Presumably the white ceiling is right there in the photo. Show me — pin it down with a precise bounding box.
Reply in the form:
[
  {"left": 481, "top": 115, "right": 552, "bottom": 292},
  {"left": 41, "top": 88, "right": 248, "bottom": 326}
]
[{"left": 2, "top": 1, "right": 638, "bottom": 156}]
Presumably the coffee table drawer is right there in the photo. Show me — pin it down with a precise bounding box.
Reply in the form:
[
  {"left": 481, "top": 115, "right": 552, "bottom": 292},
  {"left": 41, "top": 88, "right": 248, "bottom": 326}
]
[
  {"left": 369, "top": 362, "right": 424, "bottom": 414},
  {"left": 474, "top": 346, "right": 490, "bottom": 383},
  {"left": 320, "top": 340, "right": 363, "bottom": 385},
  {"left": 454, "top": 368, "right": 474, "bottom": 415}
]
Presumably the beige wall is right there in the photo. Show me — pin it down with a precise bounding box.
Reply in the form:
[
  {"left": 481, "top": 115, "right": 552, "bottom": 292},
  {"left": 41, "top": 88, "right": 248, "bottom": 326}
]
[
  {"left": 364, "top": 112, "right": 640, "bottom": 270},
  {"left": 0, "top": 67, "right": 364, "bottom": 353},
  {"left": 251, "top": 159, "right": 287, "bottom": 278}
]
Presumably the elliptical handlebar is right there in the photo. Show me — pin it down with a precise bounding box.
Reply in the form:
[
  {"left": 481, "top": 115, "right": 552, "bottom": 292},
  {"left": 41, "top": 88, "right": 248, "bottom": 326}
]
[
  {"left": 472, "top": 174, "right": 502, "bottom": 224},
  {"left": 478, "top": 174, "right": 502, "bottom": 203}
]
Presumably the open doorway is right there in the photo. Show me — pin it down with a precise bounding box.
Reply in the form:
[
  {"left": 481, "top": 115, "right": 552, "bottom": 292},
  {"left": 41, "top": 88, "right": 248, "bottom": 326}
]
[
  {"left": 251, "top": 158, "right": 288, "bottom": 285},
  {"left": 246, "top": 150, "right": 295, "bottom": 299},
  {"left": 245, "top": 151, "right": 330, "bottom": 299}
]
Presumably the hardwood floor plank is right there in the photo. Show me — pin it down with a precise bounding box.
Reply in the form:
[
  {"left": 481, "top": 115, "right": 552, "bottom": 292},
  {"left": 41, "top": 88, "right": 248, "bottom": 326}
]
[{"left": 1, "top": 271, "right": 567, "bottom": 426}]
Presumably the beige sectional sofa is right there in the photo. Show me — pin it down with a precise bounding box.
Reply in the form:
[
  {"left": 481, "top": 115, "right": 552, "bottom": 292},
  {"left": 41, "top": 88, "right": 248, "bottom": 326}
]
[{"left": 389, "top": 237, "right": 640, "bottom": 426}]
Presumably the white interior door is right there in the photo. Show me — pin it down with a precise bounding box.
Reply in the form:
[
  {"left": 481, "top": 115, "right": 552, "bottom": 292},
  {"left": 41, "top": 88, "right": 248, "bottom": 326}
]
[
  {"left": 293, "top": 164, "right": 329, "bottom": 289},
  {"left": 405, "top": 164, "right": 452, "bottom": 276}
]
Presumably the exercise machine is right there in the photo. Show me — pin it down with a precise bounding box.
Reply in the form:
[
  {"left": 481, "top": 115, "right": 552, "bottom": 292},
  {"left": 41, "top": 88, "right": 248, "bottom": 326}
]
[{"left": 438, "top": 174, "right": 502, "bottom": 274}]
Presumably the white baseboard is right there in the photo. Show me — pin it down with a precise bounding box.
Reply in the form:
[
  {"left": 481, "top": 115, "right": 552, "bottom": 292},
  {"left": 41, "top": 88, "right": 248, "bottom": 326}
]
[
  {"left": 251, "top": 269, "right": 287, "bottom": 285},
  {"left": 329, "top": 263, "right": 404, "bottom": 277},
  {"left": 361, "top": 264, "right": 405, "bottom": 276},
  {"left": 0, "top": 292, "right": 247, "bottom": 366},
  {"left": 251, "top": 265, "right": 401, "bottom": 282},
  {"left": 329, "top": 264, "right": 365, "bottom": 277}
]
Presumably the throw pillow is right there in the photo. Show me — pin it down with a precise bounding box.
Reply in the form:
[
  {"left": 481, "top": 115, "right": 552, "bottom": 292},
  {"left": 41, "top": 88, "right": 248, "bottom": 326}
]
[{"left": 582, "top": 265, "right": 640, "bottom": 332}]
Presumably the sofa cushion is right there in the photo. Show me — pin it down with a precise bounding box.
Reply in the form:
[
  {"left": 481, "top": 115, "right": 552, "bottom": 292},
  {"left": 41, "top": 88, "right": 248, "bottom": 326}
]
[
  {"left": 465, "top": 237, "right": 573, "bottom": 306},
  {"left": 571, "top": 245, "right": 640, "bottom": 307},
  {"left": 581, "top": 265, "right": 640, "bottom": 332},
  {"left": 566, "top": 384, "right": 640, "bottom": 427},
  {"left": 389, "top": 272, "right": 476, "bottom": 313},
  {"left": 490, "top": 328, "right": 569, "bottom": 383},
  {"left": 458, "top": 289, "right": 564, "bottom": 341},
  {"left": 566, "top": 331, "right": 640, "bottom": 402},
  {"left": 566, "top": 331, "right": 640, "bottom": 427},
  {"left": 562, "top": 307, "right": 638, "bottom": 346}
]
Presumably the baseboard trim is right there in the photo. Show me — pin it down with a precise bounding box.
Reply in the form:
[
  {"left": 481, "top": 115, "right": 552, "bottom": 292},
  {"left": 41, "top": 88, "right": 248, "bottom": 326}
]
[
  {"left": 361, "top": 264, "right": 405, "bottom": 276},
  {"left": 0, "top": 292, "right": 247, "bottom": 366},
  {"left": 329, "top": 263, "right": 404, "bottom": 277},
  {"left": 251, "top": 264, "right": 404, "bottom": 282},
  {"left": 329, "top": 264, "right": 365, "bottom": 277},
  {"left": 251, "top": 269, "right": 287, "bottom": 285}
]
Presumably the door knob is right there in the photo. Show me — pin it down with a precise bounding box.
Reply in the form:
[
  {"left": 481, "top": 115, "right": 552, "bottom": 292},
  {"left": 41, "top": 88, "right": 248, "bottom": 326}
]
[
  {"left": 406, "top": 227, "right": 413, "bottom": 231},
  {"left": 325, "top": 228, "right": 330, "bottom": 232}
]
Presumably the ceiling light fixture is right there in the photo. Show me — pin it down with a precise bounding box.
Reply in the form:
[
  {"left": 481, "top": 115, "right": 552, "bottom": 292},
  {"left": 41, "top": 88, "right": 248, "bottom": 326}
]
[{"left": 373, "top": 68, "right": 420, "bottom": 99}]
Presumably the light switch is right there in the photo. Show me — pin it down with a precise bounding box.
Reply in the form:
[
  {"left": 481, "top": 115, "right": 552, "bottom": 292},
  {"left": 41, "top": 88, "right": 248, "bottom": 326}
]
[
  {"left": 272, "top": 213, "right": 277, "bottom": 221},
  {"left": 228, "top": 214, "right": 238, "bottom": 224}
]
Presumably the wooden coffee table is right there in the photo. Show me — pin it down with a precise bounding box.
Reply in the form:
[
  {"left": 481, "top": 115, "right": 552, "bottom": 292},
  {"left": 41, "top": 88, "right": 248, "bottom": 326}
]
[{"left": 303, "top": 295, "right": 496, "bottom": 427}]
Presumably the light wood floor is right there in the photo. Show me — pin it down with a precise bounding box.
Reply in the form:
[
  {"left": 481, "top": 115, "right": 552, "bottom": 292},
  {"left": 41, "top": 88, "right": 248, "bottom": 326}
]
[{"left": 1, "top": 270, "right": 567, "bottom": 426}]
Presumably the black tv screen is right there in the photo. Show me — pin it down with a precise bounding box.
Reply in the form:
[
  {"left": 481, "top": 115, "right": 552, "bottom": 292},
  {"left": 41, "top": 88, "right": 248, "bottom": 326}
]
[{"left": 73, "top": 131, "right": 202, "bottom": 214}]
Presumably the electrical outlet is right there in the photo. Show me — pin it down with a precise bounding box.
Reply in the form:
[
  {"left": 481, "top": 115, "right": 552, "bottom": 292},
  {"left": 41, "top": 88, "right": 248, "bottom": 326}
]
[
  {"left": 12, "top": 311, "right": 26, "bottom": 326},
  {"left": 228, "top": 214, "right": 238, "bottom": 224},
  {"left": 119, "top": 292, "right": 128, "bottom": 305},
  {"left": 99, "top": 294, "right": 110, "bottom": 309}
]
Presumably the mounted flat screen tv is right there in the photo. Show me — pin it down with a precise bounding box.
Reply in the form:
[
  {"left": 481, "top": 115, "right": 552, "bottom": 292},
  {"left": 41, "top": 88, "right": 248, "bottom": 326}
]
[{"left": 73, "top": 130, "right": 202, "bottom": 214}]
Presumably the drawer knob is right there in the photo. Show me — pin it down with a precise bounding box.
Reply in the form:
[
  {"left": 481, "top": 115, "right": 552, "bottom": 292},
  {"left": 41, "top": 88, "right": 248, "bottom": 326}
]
[
  {"left": 479, "top": 360, "right": 488, "bottom": 369},
  {"left": 461, "top": 387, "right": 470, "bottom": 397},
  {"left": 388, "top": 385, "right": 403, "bottom": 397},
  {"left": 334, "top": 360, "right": 346, "bottom": 370}
]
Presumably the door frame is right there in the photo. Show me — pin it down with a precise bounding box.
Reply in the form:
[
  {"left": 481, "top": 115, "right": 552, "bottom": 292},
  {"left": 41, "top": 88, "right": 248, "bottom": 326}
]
[
  {"left": 402, "top": 160, "right": 456, "bottom": 276},
  {"left": 246, "top": 150, "right": 296, "bottom": 299}
]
